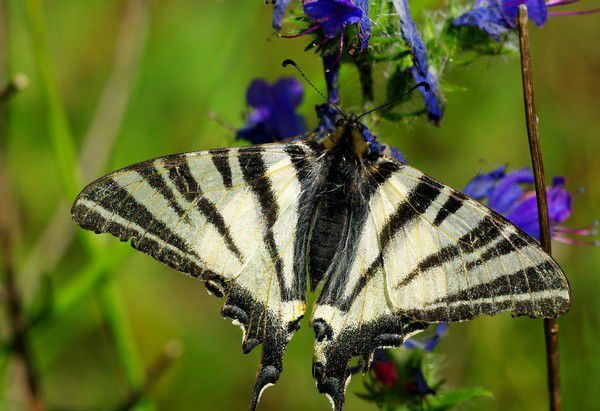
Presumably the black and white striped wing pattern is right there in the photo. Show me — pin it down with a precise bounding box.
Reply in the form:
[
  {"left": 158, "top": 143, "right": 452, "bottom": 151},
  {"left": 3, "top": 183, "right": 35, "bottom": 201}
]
[
  {"left": 311, "top": 157, "right": 569, "bottom": 409},
  {"left": 71, "top": 142, "right": 322, "bottom": 406}
]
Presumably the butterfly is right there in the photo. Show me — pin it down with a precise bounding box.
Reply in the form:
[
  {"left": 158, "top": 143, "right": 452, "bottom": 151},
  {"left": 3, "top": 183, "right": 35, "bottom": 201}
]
[{"left": 71, "top": 116, "right": 570, "bottom": 410}]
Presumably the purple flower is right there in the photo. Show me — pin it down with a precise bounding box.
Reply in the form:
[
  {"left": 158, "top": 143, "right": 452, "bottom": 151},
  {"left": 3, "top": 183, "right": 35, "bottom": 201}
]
[
  {"left": 404, "top": 323, "right": 448, "bottom": 351},
  {"left": 464, "top": 167, "right": 599, "bottom": 246},
  {"left": 463, "top": 165, "right": 507, "bottom": 200},
  {"left": 237, "top": 77, "right": 307, "bottom": 144},
  {"left": 392, "top": 0, "right": 444, "bottom": 124},
  {"left": 452, "top": 0, "right": 511, "bottom": 41},
  {"left": 303, "top": 0, "right": 363, "bottom": 39},
  {"left": 453, "top": 0, "right": 600, "bottom": 41},
  {"left": 283, "top": 0, "right": 371, "bottom": 68}
]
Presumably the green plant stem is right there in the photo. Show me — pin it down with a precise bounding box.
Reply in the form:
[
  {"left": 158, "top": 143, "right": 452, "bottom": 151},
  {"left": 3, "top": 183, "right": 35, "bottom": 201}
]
[{"left": 22, "top": 1, "right": 151, "bottom": 406}]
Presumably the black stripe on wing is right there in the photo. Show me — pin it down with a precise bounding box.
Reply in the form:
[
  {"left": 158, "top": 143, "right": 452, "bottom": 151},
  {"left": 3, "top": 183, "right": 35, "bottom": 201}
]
[
  {"left": 137, "top": 165, "right": 189, "bottom": 219},
  {"left": 167, "top": 160, "right": 244, "bottom": 263},
  {"left": 210, "top": 148, "right": 233, "bottom": 188}
]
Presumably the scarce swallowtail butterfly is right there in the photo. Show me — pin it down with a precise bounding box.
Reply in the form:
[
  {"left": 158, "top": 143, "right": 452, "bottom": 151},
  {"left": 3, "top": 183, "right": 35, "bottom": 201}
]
[{"left": 71, "top": 116, "right": 570, "bottom": 410}]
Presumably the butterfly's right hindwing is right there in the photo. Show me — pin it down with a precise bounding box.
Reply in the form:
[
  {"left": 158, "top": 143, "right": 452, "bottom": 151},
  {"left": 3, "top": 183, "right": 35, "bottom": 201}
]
[{"left": 71, "top": 141, "right": 324, "bottom": 407}]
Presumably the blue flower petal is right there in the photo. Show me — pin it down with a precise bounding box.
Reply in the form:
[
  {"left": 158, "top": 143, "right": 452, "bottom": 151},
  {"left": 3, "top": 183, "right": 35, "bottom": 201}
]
[
  {"left": 403, "top": 338, "right": 424, "bottom": 350},
  {"left": 423, "top": 323, "right": 449, "bottom": 351},
  {"left": 405, "top": 323, "right": 448, "bottom": 351},
  {"left": 372, "top": 348, "right": 389, "bottom": 363},
  {"left": 505, "top": 194, "right": 541, "bottom": 238},
  {"left": 315, "top": 103, "right": 339, "bottom": 133},
  {"left": 488, "top": 168, "right": 534, "bottom": 214},
  {"left": 394, "top": 0, "right": 427, "bottom": 73},
  {"left": 501, "top": 0, "right": 548, "bottom": 27},
  {"left": 272, "top": 0, "right": 293, "bottom": 30},
  {"left": 552, "top": 176, "right": 566, "bottom": 187},
  {"left": 390, "top": 147, "right": 406, "bottom": 162},
  {"left": 547, "top": 185, "right": 572, "bottom": 225},
  {"left": 323, "top": 53, "right": 341, "bottom": 104},
  {"left": 237, "top": 107, "right": 276, "bottom": 144},
  {"left": 463, "top": 165, "right": 506, "bottom": 200},
  {"left": 273, "top": 77, "right": 304, "bottom": 108},
  {"left": 247, "top": 79, "right": 272, "bottom": 108},
  {"left": 505, "top": 184, "right": 572, "bottom": 240},
  {"left": 452, "top": 1, "right": 512, "bottom": 41}
]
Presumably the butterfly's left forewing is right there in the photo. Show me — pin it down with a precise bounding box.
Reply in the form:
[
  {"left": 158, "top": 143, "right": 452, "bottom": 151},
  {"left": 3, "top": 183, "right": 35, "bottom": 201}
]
[{"left": 72, "top": 142, "right": 324, "bottom": 407}]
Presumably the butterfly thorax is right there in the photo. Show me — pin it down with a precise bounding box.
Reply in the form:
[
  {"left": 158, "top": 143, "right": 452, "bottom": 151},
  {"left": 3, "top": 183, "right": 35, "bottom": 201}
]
[{"left": 319, "top": 120, "right": 371, "bottom": 162}]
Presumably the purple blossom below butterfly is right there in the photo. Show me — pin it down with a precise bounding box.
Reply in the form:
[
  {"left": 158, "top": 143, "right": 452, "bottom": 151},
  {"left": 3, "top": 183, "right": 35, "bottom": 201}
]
[{"left": 237, "top": 77, "right": 307, "bottom": 144}]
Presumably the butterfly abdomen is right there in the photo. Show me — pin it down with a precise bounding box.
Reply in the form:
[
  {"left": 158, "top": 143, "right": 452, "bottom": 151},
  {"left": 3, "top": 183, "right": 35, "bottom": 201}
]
[{"left": 307, "top": 188, "right": 350, "bottom": 291}]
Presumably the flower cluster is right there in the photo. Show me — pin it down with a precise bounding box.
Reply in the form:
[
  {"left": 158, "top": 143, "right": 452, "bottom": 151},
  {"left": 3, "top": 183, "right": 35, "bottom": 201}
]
[
  {"left": 464, "top": 166, "right": 598, "bottom": 245},
  {"left": 273, "top": 0, "right": 444, "bottom": 123},
  {"left": 453, "top": 0, "right": 600, "bottom": 41},
  {"left": 267, "top": 0, "right": 598, "bottom": 126}
]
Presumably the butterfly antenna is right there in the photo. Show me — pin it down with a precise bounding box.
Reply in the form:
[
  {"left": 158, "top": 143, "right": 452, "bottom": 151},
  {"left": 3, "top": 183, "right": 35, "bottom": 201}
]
[
  {"left": 355, "top": 81, "right": 431, "bottom": 121},
  {"left": 282, "top": 59, "right": 346, "bottom": 119}
]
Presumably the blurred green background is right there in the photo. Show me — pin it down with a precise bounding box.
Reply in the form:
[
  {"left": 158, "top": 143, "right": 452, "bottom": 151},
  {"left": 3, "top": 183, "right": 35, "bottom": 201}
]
[{"left": 1, "top": 0, "right": 599, "bottom": 410}]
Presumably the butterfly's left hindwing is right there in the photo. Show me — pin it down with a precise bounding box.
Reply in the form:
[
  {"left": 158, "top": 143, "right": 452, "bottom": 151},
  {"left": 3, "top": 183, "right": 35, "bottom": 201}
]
[{"left": 71, "top": 142, "right": 324, "bottom": 407}]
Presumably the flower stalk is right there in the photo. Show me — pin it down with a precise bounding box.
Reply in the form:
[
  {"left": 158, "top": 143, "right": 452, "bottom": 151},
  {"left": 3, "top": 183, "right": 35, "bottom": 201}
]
[{"left": 517, "top": 6, "right": 561, "bottom": 410}]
